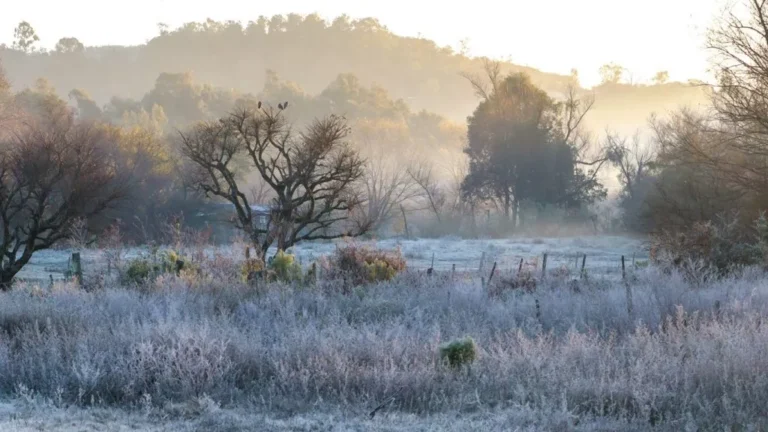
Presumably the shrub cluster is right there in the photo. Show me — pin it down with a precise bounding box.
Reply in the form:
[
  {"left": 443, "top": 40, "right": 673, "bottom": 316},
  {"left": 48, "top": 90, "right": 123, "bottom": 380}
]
[
  {"left": 268, "top": 249, "right": 303, "bottom": 283},
  {"left": 489, "top": 258, "right": 539, "bottom": 296},
  {"left": 650, "top": 212, "right": 768, "bottom": 278},
  {"left": 325, "top": 243, "right": 407, "bottom": 287},
  {"left": 121, "top": 249, "right": 199, "bottom": 285}
]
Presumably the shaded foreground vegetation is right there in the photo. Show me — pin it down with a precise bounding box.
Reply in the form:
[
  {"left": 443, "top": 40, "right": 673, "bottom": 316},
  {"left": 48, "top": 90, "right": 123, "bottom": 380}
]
[{"left": 1, "top": 250, "right": 768, "bottom": 430}]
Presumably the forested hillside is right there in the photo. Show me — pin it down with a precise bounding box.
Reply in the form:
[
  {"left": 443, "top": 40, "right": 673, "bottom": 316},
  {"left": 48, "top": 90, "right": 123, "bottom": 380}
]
[{"left": 0, "top": 15, "right": 708, "bottom": 136}]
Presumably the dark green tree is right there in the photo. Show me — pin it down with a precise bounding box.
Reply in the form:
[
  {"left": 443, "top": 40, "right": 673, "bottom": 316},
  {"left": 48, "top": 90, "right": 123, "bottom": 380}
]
[{"left": 461, "top": 65, "right": 606, "bottom": 229}]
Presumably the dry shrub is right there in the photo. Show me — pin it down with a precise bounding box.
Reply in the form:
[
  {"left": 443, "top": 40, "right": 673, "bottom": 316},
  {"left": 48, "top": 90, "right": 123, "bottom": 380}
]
[
  {"left": 99, "top": 221, "right": 125, "bottom": 273},
  {"left": 326, "top": 242, "right": 407, "bottom": 288},
  {"left": 240, "top": 257, "right": 265, "bottom": 283},
  {"left": 489, "top": 259, "right": 539, "bottom": 296},
  {"left": 204, "top": 251, "right": 241, "bottom": 283},
  {"left": 650, "top": 212, "right": 768, "bottom": 281},
  {"left": 650, "top": 221, "right": 715, "bottom": 267},
  {"left": 550, "top": 264, "right": 572, "bottom": 279}
]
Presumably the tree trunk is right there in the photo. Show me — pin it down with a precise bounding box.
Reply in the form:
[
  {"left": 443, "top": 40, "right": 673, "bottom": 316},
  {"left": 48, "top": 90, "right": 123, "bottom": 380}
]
[
  {"left": 511, "top": 199, "right": 519, "bottom": 232},
  {"left": 503, "top": 193, "right": 511, "bottom": 222},
  {"left": 0, "top": 270, "right": 15, "bottom": 291},
  {"left": 469, "top": 204, "right": 477, "bottom": 238}
]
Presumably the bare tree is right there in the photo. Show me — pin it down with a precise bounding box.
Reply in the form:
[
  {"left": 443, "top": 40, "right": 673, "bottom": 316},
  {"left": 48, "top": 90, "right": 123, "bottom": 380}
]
[
  {"left": 644, "top": 109, "right": 747, "bottom": 230},
  {"left": 0, "top": 63, "right": 17, "bottom": 134},
  {"left": 705, "top": 0, "right": 768, "bottom": 192},
  {"left": 407, "top": 159, "right": 447, "bottom": 222},
  {"left": 459, "top": 57, "right": 503, "bottom": 101},
  {"left": 360, "top": 153, "right": 419, "bottom": 231},
  {"left": 179, "top": 104, "right": 371, "bottom": 258},
  {"left": 0, "top": 107, "right": 129, "bottom": 288},
  {"left": 442, "top": 157, "right": 470, "bottom": 215},
  {"left": 605, "top": 130, "right": 656, "bottom": 200}
]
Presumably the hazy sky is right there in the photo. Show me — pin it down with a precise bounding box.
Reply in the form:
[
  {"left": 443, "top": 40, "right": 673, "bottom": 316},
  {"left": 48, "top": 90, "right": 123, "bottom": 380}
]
[{"left": 1, "top": 0, "right": 725, "bottom": 87}]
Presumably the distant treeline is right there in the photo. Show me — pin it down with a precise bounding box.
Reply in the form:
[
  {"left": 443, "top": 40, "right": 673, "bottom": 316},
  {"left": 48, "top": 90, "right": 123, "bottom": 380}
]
[{"left": 0, "top": 15, "right": 707, "bottom": 132}]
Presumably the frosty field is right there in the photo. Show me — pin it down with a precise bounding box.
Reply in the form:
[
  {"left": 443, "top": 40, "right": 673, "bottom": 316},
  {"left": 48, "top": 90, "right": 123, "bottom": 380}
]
[
  {"left": 3, "top": 234, "right": 767, "bottom": 430},
  {"left": 18, "top": 235, "right": 649, "bottom": 282}
]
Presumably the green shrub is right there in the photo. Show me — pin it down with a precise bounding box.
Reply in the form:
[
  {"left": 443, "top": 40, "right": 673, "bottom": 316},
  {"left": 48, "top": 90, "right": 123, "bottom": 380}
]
[
  {"left": 123, "top": 258, "right": 156, "bottom": 285},
  {"left": 121, "top": 249, "right": 199, "bottom": 285},
  {"left": 268, "top": 250, "right": 302, "bottom": 283},
  {"left": 439, "top": 337, "right": 477, "bottom": 370},
  {"left": 326, "top": 243, "right": 406, "bottom": 287}
]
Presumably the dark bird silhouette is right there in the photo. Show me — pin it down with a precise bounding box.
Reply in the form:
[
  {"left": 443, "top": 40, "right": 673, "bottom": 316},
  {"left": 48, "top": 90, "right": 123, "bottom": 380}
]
[
  {"left": 278, "top": 103, "right": 284, "bottom": 110},
  {"left": 257, "top": 101, "right": 262, "bottom": 109},
  {"left": 283, "top": 101, "right": 289, "bottom": 109}
]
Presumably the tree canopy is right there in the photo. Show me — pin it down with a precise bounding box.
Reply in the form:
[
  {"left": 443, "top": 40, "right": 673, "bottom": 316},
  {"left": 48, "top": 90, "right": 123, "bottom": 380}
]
[{"left": 462, "top": 72, "right": 606, "bottom": 230}]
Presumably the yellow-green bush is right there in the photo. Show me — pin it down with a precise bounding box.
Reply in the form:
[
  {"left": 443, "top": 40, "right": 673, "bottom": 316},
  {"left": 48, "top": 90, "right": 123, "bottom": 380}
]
[
  {"left": 240, "top": 257, "right": 265, "bottom": 283},
  {"left": 268, "top": 250, "right": 302, "bottom": 283},
  {"left": 364, "top": 258, "right": 398, "bottom": 282},
  {"left": 121, "top": 249, "right": 199, "bottom": 285},
  {"left": 123, "top": 258, "right": 156, "bottom": 285}
]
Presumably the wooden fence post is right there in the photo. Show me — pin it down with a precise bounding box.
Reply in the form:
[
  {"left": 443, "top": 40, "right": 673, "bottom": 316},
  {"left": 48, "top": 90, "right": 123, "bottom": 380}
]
[
  {"left": 541, "top": 253, "right": 548, "bottom": 279},
  {"left": 621, "top": 255, "right": 626, "bottom": 280},
  {"left": 488, "top": 261, "right": 497, "bottom": 285},
  {"left": 400, "top": 205, "right": 410, "bottom": 239},
  {"left": 518, "top": 258, "right": 524, "bottom": 274},
  {"left": 625, "top": 282, "right": 634, "bottom": 320},
  {"left": 427, "top": 252, "right": 435, "bottom": 276},
  {"left": 71, "top": 252, "right": 83, "bottom": 286},
  {"left": 622, "top": 255, "right": 634, "bottom": 319},
  {"left": 580, "top": 254, "right": 587, "bottom": 279},
  {"left": 451, "top": 263, "right": 456, "bottom": 281}
]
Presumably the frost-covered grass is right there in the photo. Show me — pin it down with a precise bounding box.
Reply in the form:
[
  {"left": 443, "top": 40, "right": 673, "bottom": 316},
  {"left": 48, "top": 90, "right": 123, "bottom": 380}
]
[
  {"left": 20, "top": 235, "right": 647, "bottom": 281},
  {"left": 0, "top": 400, "right": 657, "bottom": 431},
  {"left": 1, "top": 260, "right": 768, "bottom": 429}
]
